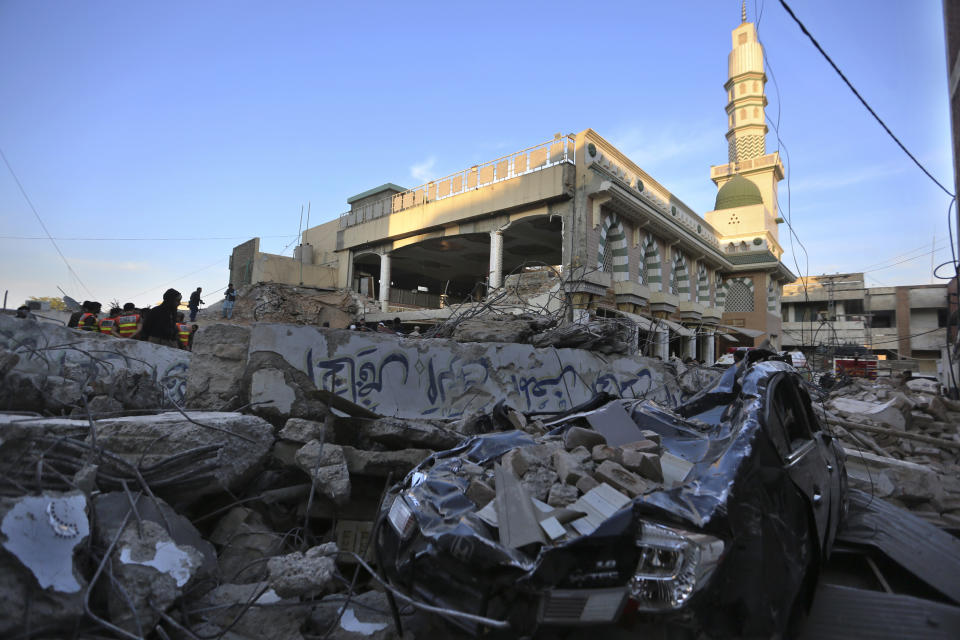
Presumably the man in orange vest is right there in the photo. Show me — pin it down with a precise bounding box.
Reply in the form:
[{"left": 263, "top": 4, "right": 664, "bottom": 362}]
[
  {"left": 98, "top": 306, "right": 121, "bottom": 336},
  {"left": 114, "top": 303, "right": 142, "bottom": 339},
  {"left": 176, "top": 313, "right": 191, "bottom": 350},
  {"left": 77, "top": 301, "right": 102, "bottom": 332}
]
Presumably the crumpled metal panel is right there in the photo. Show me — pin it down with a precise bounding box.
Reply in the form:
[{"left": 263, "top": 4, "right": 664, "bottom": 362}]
[
  {"left": 377, "top": 359, "right": 841, "bottom": 638},
  {"left": 1, "top": 492, "right": 89, "bottom": 593},
  {"left": 838, "top": 489, "right": 960, "bottom": 605}
]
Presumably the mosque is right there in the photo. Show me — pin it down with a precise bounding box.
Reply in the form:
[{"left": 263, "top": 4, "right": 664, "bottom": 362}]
[{"left": 230, "top": 7, "right": 794, "bottom": 363}]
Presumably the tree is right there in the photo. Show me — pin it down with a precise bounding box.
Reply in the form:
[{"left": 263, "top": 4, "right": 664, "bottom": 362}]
[{"left": 28, "top": 296, "right": 68, "bottom": 311}]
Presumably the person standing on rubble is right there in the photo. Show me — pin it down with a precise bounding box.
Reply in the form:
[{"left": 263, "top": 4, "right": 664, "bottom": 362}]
[
  {"left": 222, "top": 284, "right": 237, "bottom": 319},
  {"left": 140, "top": 289, "right": 181, "bottom": 348},
  {"left": 176, "top": 312, "right": 192, "bottom": 350},
  {"left": 77, "top": 301, "right": 102, "bottom": 332},
  {"left": 115, "top": 303, "right": 142, "bottom": 339},
  {"left": 188, "top": 287, "right": 203, "bottom": 322},
  {"left": 98, "top": 306, "right": 121, "bottom": 336},
  {"left": 67, "top": 301, "right": 88, "bottom": 328}
]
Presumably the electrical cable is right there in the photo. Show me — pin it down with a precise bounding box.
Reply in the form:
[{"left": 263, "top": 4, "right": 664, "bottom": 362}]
[
  {"left": 755, "top": 4, "right": 813, "bottom": 354},
  {"left": 0, "top": 234, "right": 297, "bottom": 241},
  {"left": 863, "top": 244, "right": 950, "bottom": 273},
  {"left": 778, "top": 0, "right": 954, "bottom": 197},
  {"left": 860, "top": 240, "right": 952, "bottom": 272},
  {"left": 0, "top": 145, "right": 96, "bottom": 299}
]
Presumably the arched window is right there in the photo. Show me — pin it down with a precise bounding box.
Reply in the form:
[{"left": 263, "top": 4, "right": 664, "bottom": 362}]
[
  {"left": 643, "top": 234, "right": 662, "bottom": 291},
  {"left": 767, "top": 279, "right": 781, "bottom": 313},
  {"left": 724, "top": 277, "right": 755, "bottom": 312},
  {"left": 597, "top": 213, "right": 628, "bottom": 282},
  {"left": 671, "top": 251, "right": 690, "bottom": 300},
  {"left": 697, "top": 264, "right": 710, "bottom": 304}
]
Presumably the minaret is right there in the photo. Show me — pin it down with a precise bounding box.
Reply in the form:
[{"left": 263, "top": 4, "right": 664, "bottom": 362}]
[
  {"left": 707, "top": 4, "right": 785, "bottom": 257},
  {"left": 725, "top": 3, "right": 767, "bottom": 163}
]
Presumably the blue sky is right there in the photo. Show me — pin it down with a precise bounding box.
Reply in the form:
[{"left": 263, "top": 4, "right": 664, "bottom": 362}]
[{"left": 0, "top": 0, "right": 953, "bottom": 309}]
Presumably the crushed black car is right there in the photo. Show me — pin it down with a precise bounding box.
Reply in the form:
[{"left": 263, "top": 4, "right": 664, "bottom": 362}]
[{"left": 375, "top": 360, "right": 847, "bottom": 637}]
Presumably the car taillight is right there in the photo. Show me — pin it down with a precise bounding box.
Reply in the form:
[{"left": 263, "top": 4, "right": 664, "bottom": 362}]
[
  {"left": 387, "top": 495, "right": 416, "bottom": 540},
  {"left": 629, "top": 522, "right": 724, "bottom": 611}
]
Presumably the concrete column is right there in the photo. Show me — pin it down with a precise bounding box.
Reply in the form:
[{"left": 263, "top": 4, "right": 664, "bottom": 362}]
[
  {"left": 489, "top": 230, "right": 504, "bottom": 290},
  {"left": 686, "top": 335, "right": 697, "bottom": 360},
  {"left": 379, "top": 253, "right": 391, "bottom": 312},
  {"left": 705, "top": 332, "right": 715, "bottom": 365},
  {"left": 658, "top": 330, "right": 670, "bottom": 361}
]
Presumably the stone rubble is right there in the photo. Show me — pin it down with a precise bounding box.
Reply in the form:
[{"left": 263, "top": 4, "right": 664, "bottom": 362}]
[
  {"left": 1, "top": 309, "right": 958, "bottom": 638},
  {"left": 819, "top": 375, "right": 960, "bottom": 529}
]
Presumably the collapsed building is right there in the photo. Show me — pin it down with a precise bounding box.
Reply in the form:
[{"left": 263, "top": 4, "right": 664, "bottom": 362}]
[
  {"left": 3, "top": 9, "right": 960, "bottom": 640},
  {"left": 2, "top": 289, "right": 960, "bottom": 638},
  {"left": 231, "top": 13, "right": 798, "bottom": 363}
]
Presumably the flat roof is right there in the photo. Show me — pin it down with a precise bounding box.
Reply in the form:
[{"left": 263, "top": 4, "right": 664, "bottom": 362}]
[{"left": 347, "top": 183, "right": 408, "bottom": 204}]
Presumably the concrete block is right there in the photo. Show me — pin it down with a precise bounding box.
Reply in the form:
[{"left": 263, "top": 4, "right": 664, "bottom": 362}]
[
  {"left": 547, "top": 483, "right": 579, "bottom": 508},
  {"left": 563, "top": 426, "right": 607, "bottom": 451},
  {"left": 595, "top": 460, "right": 650, "bottom": 497}
]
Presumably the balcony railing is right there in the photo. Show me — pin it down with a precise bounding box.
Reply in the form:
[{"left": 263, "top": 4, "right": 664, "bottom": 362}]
[{"left": 339, "top": 135, "right": 576, "bottom": 229}]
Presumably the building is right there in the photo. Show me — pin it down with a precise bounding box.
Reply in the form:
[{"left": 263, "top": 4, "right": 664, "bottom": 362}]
[
  {"left": 231, "top": 10, "right": 796, "bottom": 362},
  {"left": 780, "top": 273, "right": 950, "bottom": 374}
]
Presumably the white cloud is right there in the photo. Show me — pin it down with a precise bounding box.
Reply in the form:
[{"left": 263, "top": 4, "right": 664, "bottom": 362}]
[
  {"left": 409, "top": 157, "right": 437, "bottom": 183},
  {"left": 608, "top": 121, "right": 717, "bottom": 168}
]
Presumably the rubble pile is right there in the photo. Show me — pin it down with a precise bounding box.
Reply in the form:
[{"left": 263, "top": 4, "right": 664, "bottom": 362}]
[
  {"left": 0, "top": 403, "right": 474, "bottom": 638},
  {"left": 818, "top": 376, "right": 960, "bottom": 528},
  {"left": 212, "top": 282, "right": 358, "bottom": 326},
  {"left": 408, "top": 400, "right": 680, "bottom": 552}
]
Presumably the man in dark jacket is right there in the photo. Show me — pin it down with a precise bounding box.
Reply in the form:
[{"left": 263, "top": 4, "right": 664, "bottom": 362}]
[
  {"left": 188, "top": 287, "right": 203, "bottom": 322},
  {"left": 140, "top": 289, "right": 181, "bottom": 348}
]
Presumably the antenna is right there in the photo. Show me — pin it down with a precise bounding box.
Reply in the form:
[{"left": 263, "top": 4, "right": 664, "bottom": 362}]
[{"left": 296, "top": 204, "right": 304, "bottom": 256}]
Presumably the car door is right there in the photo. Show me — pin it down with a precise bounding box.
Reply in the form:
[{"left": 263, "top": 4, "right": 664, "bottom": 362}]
[{"left": 763, "top": 373, "right": 833, "bottom": 550}]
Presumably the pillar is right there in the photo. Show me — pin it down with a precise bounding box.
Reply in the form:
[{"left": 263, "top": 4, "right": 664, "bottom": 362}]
[
  {"left": 657, "top": 330, "right": 670, "bottom": 361},
  {"left": 489, "top": 229, "right": 504, "bottom": 290},
  {"left": 379, "top": 253, "right": 391, "bottom": 313},
  {"left": 705, "top": 332, "right": 715, "bottom": 365},
  {"left": 686, "top": 335, "right": 697, "bottom": 360}
]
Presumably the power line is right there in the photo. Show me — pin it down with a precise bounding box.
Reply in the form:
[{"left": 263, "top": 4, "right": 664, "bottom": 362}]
[
  {"left": 864, "top": 244, "right": 949, "bottom": 273},
  {"left": 859, "top": 239, "right": 950, "bottom": 271},
  {"left": 0, "top": 145, "right": 96, "bottom": 299},
  {"left": 778, "top": 0, "right": 954, "bottom": 197},
  {"left": 0, "top": 234, "right": 297, "bottom": 242},
  {"left": 123, "top": 258, "right": 227, "bottom": 300}
]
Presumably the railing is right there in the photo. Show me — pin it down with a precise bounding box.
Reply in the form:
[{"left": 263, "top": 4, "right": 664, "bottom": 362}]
[
  {"left": 339, "top": 135, "right": 576, "bottom": 229},
  {"left": 710, "top": 153, "right": 780, "bottom": 179},
  {"left": 388, "top": 289, "right": 441, "bottom": 309},
  {"left": 586, "top": 136, "right": 720, "bottom": 249}
]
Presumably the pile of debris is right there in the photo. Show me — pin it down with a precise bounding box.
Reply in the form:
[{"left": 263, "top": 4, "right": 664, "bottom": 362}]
[
  {"left": 817, "top": 376, "right": 960, "bottom": 529},
  {"left": 0, "top": 404, "right": 474, "bottom": 638},
  {"left": 206, "top": 282, "right": 359, "bottom": 326},
  {"left": 417, "top": 400, "right": 684, "bottom": 549}
]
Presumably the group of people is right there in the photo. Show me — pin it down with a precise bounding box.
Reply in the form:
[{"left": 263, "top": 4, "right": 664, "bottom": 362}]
[
  {"left": 66, "top": 292, "right": 198, "bottom": 351},
  {"left": 58, "top": 284, "right": 240, "bottom": 352}
]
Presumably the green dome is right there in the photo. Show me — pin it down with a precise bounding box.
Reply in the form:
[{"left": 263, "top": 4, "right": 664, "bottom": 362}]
[{"left": 715, "top": 175, "right": 763, "bottom": 210}]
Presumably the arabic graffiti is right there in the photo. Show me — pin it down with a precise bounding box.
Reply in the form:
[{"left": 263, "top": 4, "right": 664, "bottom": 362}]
[{"left": 303, "top": 340, "right": 664, "bottom": 418}]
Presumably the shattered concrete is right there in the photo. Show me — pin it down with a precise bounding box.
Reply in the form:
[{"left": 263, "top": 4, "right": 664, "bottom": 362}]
[
  {"left": 239, "top": 323, "right": 685, "bottom": 420},
  {"left": 0, "top": 313, "right": 190, "bottom": 412}
]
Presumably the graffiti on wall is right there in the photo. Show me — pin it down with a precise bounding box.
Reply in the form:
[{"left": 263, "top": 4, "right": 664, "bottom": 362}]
[
  {"left": 304, "top": 341, "right": 667, "bottom": 418},
  {"left": 0, "top": 322, "right": 189, "bottom": 407}
]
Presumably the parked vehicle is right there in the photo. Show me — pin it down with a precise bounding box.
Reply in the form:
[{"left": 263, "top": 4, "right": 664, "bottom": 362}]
[{"left": 376, "top": 359, "right": 848, "bottom": 637}]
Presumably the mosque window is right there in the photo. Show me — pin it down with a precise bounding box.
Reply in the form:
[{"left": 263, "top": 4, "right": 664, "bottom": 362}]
[
  {"left": 725, "top": 279, "right": 755, "bottom": 313},
  {"left": 753, "top": 107, "right": 759, "bottom": 117},
  {"left": 740, "top": 109, "right": 746, "bottom": 120},
  {"left": 738, "top": 33, "right": 747, "bottom": 45},
  {"left": 753, "top": 81, "right": 759, "bottom": 92}
]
